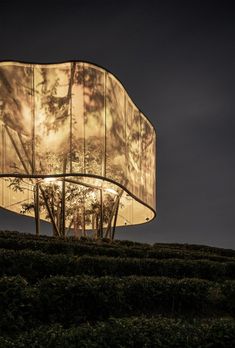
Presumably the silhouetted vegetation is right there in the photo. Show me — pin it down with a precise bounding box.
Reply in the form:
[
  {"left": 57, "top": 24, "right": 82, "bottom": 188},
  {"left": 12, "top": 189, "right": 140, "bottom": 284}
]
[{"left": 0, "top": 230, "right": 234, "bottom": 347}]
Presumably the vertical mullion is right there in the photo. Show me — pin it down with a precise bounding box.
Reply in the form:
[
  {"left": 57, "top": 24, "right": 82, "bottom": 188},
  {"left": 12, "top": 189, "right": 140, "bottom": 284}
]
[
  {"left": 1, "top": 125, "right": 5, "bottom": 204},
  {"left": 139, "top": 111, "right": 141, "bottom": 197},
  {"left": 70, "top": 62, "right": 73, "bottom": 173},
  {"left": 103, "top": 71, "right": 107, "bottom": 178},
  {"left": 83, "top": 63, "right": 85, "bottom": 174},
  {"left": 32, "top": 65, "right": 35, "bottom": 175},
  {"left": 124, "top": 94, "right": 127, "bottom": 184}
]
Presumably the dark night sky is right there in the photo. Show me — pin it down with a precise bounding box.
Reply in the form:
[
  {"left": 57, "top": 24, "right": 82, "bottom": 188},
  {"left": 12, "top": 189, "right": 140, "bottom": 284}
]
[{"left": 0, "top": 0, "right": 234, "bottom": 248}]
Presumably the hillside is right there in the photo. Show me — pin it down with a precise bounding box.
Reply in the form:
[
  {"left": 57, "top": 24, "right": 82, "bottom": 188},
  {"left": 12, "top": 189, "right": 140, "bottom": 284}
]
[{"left": 0, "top": 230, "right": 234, "bottom": 347}]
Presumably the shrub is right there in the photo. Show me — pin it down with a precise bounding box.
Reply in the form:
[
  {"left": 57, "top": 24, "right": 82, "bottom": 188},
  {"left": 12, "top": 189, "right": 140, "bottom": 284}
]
[
  {"left": 0, "top": 231, "right": 234, "bottom": 261},
  {"left": 0, "top": 276, "right": 38, "bottom": 336},
  {"left": 0, "top": 275, "right": 234, "bottom": 335},
  {"left": 0, "top": 317, "right": 234, "bottom": 348},
  {"left": 0, "top": 249, "right": 234, "bottom": 282}
]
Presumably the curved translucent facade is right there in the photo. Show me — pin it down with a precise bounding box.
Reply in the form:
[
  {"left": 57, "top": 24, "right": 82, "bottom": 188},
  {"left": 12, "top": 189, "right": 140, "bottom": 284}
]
[{"left": 0, "top": 61, "right": 156, "bottom": 235}]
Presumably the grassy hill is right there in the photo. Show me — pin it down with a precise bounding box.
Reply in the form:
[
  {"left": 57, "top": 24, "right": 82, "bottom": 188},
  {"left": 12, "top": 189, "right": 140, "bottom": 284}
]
[{"left": 0, "top": 230, "right": 234, "bottom": 347}]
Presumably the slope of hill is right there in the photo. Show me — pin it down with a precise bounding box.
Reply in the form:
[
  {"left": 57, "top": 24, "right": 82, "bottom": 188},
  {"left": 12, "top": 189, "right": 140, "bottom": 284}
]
[{"left": 0, "top": 230, "right": 234, "bottom": 347}]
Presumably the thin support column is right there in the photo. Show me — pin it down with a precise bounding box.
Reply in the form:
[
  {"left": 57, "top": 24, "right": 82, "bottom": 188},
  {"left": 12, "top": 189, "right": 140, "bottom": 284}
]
[
  {"left": 61, "top": 159, "right": 67, "bottom": 237},
  {"left": 61, "top": 177, "right": 66, "bottom": 237},
  {"left": 100, "top": 189, "right": 103, "bottom": 239},
  {"left": 34, "top": 181, "right": 40, "bottom": 238},
  {"left": 40, "top": 186, "right": 60, "bottom": 236},
  {"left": 111, "top": 196, "right": 120, "bottom": 241}
]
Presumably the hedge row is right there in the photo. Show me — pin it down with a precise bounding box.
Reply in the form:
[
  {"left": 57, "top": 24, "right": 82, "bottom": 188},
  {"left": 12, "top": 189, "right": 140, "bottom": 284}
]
[
  {"left": 0, "top": 275, "right": 234, "bottom": 335},
  {"left": 0, "top": 317, "right": 234, "bottom": 348},
  {"left": 1, "top": 230, "right": 235, "bottom": 257},
  {"left": 0, "top": 235, "right": 234, "bottom": 263},
  {"left": 0, "top": 249, "right": 234, "bottom": 282},
  {"left": 153, "top": 242, "right": 235, "bottom": 257},
  {"left": 2, "top": 231, "right": 235, "bottom": 257}
]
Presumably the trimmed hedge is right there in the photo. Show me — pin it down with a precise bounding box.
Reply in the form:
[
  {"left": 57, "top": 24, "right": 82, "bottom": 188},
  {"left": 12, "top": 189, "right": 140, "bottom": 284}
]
[
  {"left": 153, "top": 242, "right": 235, "bottom": 258},
  {"left": 0, "top": 317, "right": 234, "bottom": 348},
  {"left": 0, "top": 276, "right": 38, "bottom": 335},
  {"left": 0, "top": 275, "right": 234, "bottom": 335},
  {"left": 0, "top": 231, "right": 234, "bottom": 347},
  {"left": 2, "top": 230, "right": 235, "bottom": 258},
  {"left": 0, "top": 249, "right": 235, "bottom": 282},
  {"left": 0, "top": 234, "right": 234, "bottom": 262}
]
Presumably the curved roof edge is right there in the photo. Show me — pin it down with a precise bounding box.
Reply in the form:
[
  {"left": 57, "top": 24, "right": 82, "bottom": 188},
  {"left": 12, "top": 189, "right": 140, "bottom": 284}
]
[{"left": 0, "top": 59, "right": 157, "bottom": 133}]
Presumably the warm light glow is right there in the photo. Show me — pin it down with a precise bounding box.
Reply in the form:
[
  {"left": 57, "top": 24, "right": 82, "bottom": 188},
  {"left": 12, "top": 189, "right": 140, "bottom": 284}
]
[
  {"left": 0, "top": 61, "right": 156, "bottom": 238},
  {"left": 104, "top": 188, "right": 118, "bottom": 195},
  {"left": 43, "top": 178, "right": 57, "bottom": 183}
]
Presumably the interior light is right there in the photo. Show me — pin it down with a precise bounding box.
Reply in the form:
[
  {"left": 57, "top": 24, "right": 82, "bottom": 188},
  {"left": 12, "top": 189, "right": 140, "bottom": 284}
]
[
  {"left": 0, "top": 60, "right": 156, "bottom": 240},
  {"left": 105, "top": 188, "right": 118, "bottom": 195},
  {"left": 43, "top": 178, "right": 57, "bottom": 183}
]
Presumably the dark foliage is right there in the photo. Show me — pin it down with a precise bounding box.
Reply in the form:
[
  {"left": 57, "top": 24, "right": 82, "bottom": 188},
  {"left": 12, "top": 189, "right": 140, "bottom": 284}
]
[
  {"left": 0, "top": 230, "right": 234, "bottom": 347},
  {"left": 0, "top": 275, "right": 234, "bottom": 335},
  {"left": 0, "top": 231, "right": 234, "bottom": 261},
  {"left": 0, "top": 249, "right": 234, "bottom": 282},
  {"left": 0, "top": 317, "right": 234, "bottom": 348}
]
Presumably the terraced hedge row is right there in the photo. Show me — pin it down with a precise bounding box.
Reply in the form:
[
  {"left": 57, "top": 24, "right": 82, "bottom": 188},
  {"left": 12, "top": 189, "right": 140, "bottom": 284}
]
[
  {"left": 0, "top": 275, "right": 234, "bottom": 335},
  {"left": 0, "top": 317, "right": 234, "bottom": 348},
  {"left": 0, "top": 233, "right": 234, "bottom": 262},
  {"left": 2, "top": 230, "right": 235, "bottom": 258},
  {"left": 153, "top": 242, "right": 235, "bottom": 257},
  {"left": 0, "top": 230, "right": 234, "bottom": 346},
  {"left": 0, "top": 249, "right": 235, "bottom": 282}
]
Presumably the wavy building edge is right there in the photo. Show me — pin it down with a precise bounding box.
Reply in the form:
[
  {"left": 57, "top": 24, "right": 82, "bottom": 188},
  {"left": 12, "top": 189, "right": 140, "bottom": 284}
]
[{"left": 0, "top": 60, "right": 157, "bottom": 235}]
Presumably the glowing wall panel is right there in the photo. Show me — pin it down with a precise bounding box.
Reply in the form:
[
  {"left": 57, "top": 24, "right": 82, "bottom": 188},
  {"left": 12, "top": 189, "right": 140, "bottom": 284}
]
[{"left": 0, "top": 61, "right": 156, "bottom": 228}]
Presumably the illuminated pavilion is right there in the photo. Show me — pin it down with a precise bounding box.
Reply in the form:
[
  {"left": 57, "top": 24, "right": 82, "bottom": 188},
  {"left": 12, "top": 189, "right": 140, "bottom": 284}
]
[{"left": 0, "top": 61, "right": 156, "bottom": 239}]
